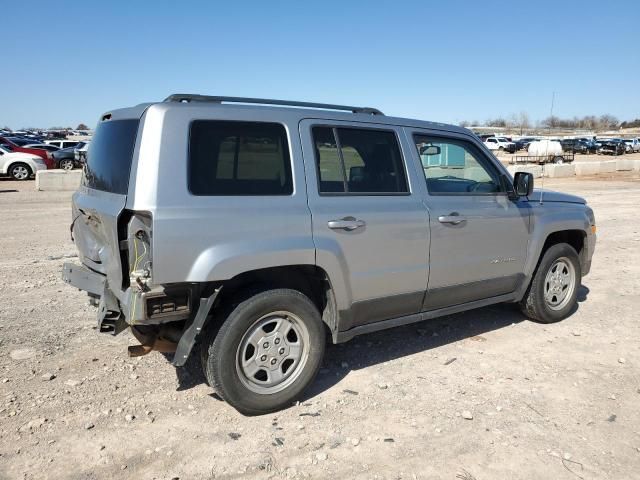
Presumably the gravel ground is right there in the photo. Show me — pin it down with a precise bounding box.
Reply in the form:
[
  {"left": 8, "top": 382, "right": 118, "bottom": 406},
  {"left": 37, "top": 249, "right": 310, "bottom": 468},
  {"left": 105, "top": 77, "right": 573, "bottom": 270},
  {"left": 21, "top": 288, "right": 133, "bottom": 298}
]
[{"left": 1, "top": 173, "right": 639, "bottom": 480}]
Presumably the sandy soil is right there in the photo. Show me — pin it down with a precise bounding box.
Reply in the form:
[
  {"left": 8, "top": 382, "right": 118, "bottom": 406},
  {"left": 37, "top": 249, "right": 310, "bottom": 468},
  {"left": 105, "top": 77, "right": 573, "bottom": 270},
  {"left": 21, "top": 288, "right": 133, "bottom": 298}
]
[{"left": 1, "top": 173, "right": 639, "bottom": 480}]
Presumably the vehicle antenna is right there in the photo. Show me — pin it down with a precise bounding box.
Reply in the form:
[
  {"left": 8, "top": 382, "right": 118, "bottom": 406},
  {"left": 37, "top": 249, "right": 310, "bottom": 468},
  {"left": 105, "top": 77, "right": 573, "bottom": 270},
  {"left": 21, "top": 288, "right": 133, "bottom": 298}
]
[{"left": 540, "top": 91, "right": 555, "bottom": 205}]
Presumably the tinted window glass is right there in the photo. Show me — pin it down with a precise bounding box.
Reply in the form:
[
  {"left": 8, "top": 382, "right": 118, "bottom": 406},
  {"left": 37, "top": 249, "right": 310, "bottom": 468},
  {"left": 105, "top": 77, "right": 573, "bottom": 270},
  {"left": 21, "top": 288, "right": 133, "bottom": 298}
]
[
  {"left": 83, "top": 119, "right": 139, "bottom": 194},
  {"left": 415, "top": 135, "right": 502, "bottom": 195},
  {"left": 189, "top": 121, "right": 292, "bottom": 196},
  {"left": 312, "top": 127, "right": 408, "bottom": 194},
  {"left": 313, "top": 127, "right": 344, "bottom": 193}
]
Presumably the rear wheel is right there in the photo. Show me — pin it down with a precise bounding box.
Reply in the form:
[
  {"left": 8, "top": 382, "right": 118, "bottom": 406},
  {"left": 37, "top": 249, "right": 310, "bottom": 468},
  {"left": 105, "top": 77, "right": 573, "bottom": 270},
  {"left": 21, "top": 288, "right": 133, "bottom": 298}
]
[
  {"left": 8, "top": 163, "right": 32, "bottom": 180},
  {"left": 520, "top": 243, "right": 581, "bottom": 323},
  {"left": 553, "top": 156, "right": 565, "bottom": 164},
  {"left": 201, "top": 289, "right": 325, "bottom": 415},
  {"left": 59, "top": 159, "right": 74, "bottom": 170}
]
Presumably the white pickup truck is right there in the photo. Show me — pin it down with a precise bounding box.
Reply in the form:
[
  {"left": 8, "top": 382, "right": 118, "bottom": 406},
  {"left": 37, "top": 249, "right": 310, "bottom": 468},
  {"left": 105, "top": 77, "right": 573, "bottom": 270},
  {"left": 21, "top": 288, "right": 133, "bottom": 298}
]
[{"left": 484, "top": 137, "right": 516, "bottom": 153}]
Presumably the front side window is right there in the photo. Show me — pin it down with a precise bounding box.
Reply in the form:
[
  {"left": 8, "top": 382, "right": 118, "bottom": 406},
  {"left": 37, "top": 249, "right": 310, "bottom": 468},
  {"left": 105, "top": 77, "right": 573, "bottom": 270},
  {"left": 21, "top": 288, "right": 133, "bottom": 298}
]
[
  {"left": 312, "top": 126, "right": 408, "bottom": 195},
  {"left": 415, "top": 135, "right": 502, "bottom": 195},
  {"left": 189, "top": 121, "right": 293, "bottom": 196}
]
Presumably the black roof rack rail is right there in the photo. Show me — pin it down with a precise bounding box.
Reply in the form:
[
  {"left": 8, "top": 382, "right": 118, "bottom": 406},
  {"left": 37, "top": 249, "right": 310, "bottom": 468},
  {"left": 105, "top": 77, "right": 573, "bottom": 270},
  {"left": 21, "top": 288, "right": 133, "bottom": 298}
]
[{"left": 163, "top": 94, "right": 384, "bottom": 115}]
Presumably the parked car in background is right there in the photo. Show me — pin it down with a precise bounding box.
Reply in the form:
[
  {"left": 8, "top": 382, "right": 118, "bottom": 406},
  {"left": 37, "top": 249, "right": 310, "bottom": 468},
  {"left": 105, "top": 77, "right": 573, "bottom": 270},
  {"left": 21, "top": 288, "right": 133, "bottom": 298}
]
[
  {"left": 24, "top": 143, "right": 60, "bottom": 152},
  {"left": 580, "top": 139, "right": 599, "bottom": 154},
  {"left": 45, "top": 139, "right": 81, "bottom": 149},
  {"left": 0, "top": 137, "right": 54, "bottom": 168},
  {"left": 476, "top": 134, "right": 494, "bottom": 141},
  {"left": 514, "top": 137, "right": 538, "bottom": 150},
  {"left": 3, "top": 136, "right": 43, "bottom": 146},
  {"left": 559, "top": 139, "right": 594, "bottom": 154},
  {"left": 597, "top": 139, "right": 626, "bottom": 155},
  {"left": 52, "top": 145, "right": 83, "bottom": 170},
  {"left": 623, "top": 138, "right": 640, "bottom": 153},
  {"left": 0, "top": 145, "right": 48, "bottom": 180},
  {"left": 74, "top": 141, "right": 89, "bottom": 163},
  {"left": 484, "top": 136, "right": 516, "bottom": 153}
]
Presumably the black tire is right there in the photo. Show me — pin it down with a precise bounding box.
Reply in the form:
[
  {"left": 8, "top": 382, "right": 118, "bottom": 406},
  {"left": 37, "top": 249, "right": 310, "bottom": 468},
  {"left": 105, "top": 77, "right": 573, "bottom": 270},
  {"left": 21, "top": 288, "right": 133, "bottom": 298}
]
[
  {"left": 8, "top": 162, "right": 32, "bottom": 181},
  {"left": 553, "top": 156, "right": 564, "bottom": 164},
  {"left": 520, "top": 243, "right": 582, "bottom": 324},
  {"left": 201, "top": 288, "right": 325, "bottom": 415}
]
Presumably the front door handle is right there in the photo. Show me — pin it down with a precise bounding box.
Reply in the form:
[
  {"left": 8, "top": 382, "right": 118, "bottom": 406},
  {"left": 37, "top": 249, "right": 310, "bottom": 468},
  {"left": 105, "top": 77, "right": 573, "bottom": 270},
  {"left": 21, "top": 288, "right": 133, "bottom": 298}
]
[
  {"left": 328, "top": 217, "right": 366, "bottom": 231},
  {"left": 438, "top": 213, "right": 467, "bottom": 225}
]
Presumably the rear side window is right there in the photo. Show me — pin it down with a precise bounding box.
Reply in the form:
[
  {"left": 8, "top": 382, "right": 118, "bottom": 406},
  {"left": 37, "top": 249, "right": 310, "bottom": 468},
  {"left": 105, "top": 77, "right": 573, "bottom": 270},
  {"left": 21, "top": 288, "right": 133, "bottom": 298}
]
[
  {"left": 312, "top": 126, "right": 408, "bottom": 195},
  {"left": 83, "top": 119, "right": 139, "bottom": 195},
  {"left": 189, "top": 121, "right": 293, "bottom": 196}
]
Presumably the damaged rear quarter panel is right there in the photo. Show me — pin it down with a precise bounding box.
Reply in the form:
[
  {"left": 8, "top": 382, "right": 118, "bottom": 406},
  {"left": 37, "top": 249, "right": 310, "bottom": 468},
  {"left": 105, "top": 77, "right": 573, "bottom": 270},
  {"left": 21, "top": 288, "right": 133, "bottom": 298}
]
[{"left": 128, "top": 104, "right": 316, "bottom": 285}]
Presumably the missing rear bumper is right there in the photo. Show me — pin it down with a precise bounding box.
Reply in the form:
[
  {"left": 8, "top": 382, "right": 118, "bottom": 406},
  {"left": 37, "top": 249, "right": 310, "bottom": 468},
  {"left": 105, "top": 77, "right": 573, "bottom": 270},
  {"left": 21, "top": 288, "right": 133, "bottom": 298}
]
[{"left": 62, "top": 262, "right": 105, "bottom": 297}]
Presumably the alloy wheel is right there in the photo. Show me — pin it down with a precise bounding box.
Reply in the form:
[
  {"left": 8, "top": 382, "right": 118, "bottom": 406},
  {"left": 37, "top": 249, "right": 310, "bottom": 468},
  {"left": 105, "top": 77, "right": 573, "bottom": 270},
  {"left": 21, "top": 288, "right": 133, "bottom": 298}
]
[
  {"left": 60, "top": 159, "right": 74, "bottom": 170},
  {"left": 544, "top": 257, "right": 576, "bottom": 310},
  {"left": 235, "top": 311, "right": 310, "bottom": 394},
  {"left": 11, "top": 165, "right": 29, "bottom": 180}
]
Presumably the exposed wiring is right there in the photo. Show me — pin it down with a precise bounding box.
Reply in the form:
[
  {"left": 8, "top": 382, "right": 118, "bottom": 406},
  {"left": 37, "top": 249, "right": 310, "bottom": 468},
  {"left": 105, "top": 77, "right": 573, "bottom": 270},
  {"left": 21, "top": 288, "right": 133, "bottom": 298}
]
[{"left": 128, "top": 235, "right": 148, "bottom": 324}]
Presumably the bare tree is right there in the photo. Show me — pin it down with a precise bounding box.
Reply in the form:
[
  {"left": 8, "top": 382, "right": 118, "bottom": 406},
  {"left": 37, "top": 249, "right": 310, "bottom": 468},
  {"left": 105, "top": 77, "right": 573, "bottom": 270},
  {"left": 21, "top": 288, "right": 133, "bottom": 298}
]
[
  {"left": 598, "top": 114, "right": 619, "bottom": 130},
  {"left": 517, "top": 112, "right": 530, "bottom": 134},
  {"left": 486, "top": 117, "right": 507, "bottom": 128},
  {"left": 541, "top": 115, "right": 560, "bottom": 128}
]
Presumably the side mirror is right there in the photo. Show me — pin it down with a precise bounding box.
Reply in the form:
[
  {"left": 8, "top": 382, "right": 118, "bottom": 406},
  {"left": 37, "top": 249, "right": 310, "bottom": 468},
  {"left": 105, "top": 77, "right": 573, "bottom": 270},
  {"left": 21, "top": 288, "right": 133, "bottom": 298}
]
[
  {"left": 513, "top": 172, "right": 534, "bottom": 197},
  {"left": 419, "top": 145, "right": 441, "bottom": 156}
]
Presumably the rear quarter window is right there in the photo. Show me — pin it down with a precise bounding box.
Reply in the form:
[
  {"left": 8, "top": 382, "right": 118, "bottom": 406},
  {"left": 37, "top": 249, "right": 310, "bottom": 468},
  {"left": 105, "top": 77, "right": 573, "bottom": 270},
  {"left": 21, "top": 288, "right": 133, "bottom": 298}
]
[
  {"left": 83, "top": 119, "right": 139, "bottom": 195},
  {"left": 188, "top": 120, "right": 293, "bottom": 196}
]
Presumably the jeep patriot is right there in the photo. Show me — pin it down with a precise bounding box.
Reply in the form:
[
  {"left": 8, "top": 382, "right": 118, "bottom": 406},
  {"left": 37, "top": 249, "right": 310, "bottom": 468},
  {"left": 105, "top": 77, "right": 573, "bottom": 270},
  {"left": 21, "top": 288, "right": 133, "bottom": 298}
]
[{"left": 63, "top": 94, "right": 596, "bottom": 415}]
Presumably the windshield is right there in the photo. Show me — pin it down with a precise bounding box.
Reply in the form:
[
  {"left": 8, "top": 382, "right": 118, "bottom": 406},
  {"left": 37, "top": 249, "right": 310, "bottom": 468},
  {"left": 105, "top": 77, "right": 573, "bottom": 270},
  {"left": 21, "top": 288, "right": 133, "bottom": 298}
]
[{"left": 82, "top": 119, "right": 139, "bottom": 194}]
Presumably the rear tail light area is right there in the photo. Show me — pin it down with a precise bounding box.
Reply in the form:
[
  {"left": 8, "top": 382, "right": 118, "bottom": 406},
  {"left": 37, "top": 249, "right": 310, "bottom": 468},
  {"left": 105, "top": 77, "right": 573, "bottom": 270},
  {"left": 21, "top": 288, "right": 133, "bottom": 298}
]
[
  {"left": 118, "top": 210, "right": 153, "bottom": 290},
  {"left": 118, "top": 210, "right": 194, "bottom": 323}
]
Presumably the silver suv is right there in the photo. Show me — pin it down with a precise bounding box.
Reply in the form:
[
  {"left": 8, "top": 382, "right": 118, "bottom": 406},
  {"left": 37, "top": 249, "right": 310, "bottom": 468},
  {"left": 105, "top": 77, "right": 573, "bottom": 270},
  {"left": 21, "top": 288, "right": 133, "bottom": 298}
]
[{"left": 63, "top": 94, "right": 596, "bottom": 415}]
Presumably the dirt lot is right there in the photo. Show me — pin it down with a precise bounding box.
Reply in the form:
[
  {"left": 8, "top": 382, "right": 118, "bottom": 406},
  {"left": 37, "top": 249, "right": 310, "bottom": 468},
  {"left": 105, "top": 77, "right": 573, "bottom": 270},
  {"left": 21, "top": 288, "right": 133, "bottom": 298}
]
[{"left": 1, "top": 173, "right": 639, "bottom": 480}]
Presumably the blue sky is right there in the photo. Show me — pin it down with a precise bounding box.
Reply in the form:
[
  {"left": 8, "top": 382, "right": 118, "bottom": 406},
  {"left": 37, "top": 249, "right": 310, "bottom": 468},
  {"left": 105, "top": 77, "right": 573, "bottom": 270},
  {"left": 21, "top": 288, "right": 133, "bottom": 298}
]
[{"left": 1, "top": 0, "right": 638, "bottom": 128}]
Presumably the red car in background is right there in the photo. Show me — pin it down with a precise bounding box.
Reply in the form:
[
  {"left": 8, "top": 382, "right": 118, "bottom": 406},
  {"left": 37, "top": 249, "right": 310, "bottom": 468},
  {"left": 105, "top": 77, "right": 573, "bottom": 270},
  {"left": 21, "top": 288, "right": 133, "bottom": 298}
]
[{"left": 0, "top": 137, "right": 54, "bottom": 169}]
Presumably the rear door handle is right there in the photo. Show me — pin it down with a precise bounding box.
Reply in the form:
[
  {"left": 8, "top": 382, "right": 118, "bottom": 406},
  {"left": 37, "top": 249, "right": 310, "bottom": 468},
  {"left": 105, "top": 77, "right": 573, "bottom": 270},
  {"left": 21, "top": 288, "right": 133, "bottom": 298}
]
[
  {"left": 328, "top": 217, "right": 366, "bottom": 231},
  {"left": 438, "top": 213, "right": 467, "bottom": 225}
]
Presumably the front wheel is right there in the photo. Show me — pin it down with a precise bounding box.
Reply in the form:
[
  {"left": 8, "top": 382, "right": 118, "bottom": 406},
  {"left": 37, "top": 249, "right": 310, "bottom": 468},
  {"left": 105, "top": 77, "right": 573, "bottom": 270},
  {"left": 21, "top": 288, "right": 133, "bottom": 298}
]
[
  {"left": 201, "top": 289, "right": 325, "bottom": 415},
  {"left": 520, "top": 243, "right": 581, "bottom": 323},
  {"left": 8, "top": 163, "right": 32, "bottom": 180}
]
